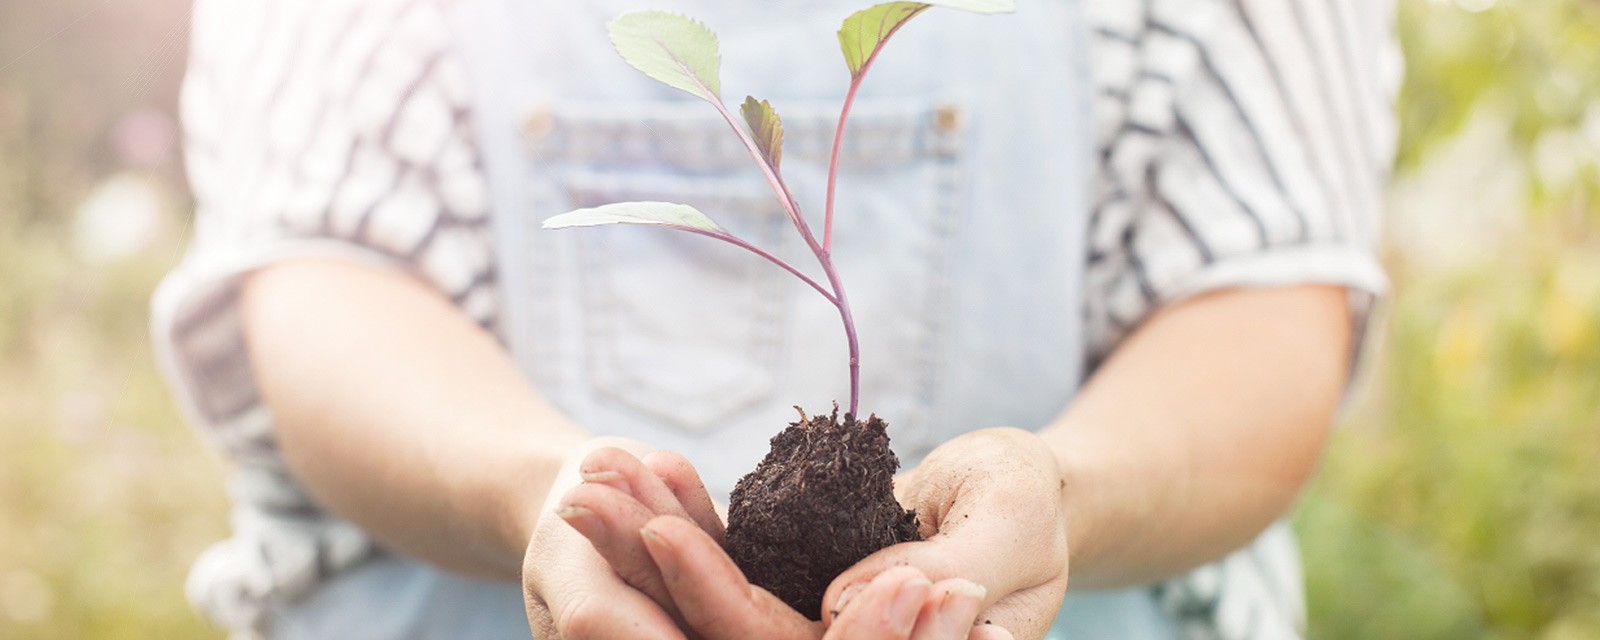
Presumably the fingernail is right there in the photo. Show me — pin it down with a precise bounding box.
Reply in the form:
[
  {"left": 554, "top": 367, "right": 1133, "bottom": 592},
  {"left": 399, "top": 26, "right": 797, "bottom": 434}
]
[
  {"left": 891, "top": 577, "right": 932, "bottom": 634},
  {"left": 555, "top": 505, "right": 600, "bottom": 536},
  {"left": 581, "top": 469, "right": 636, "bottom": 498},
  {"left": 947, "top": 580, "right": 987, "bottom": 601},
  {"left": 639, "top": 527, "right": 678, "bottom": 580},
  {"left": 937, "top": 582, "right": 985, "bottom": 632},
  {"left": 579, "top": 469, "right": 624, "bottom": 484},
  {"left": 836, "top": 582, "right": 866, "bottom": 613}
]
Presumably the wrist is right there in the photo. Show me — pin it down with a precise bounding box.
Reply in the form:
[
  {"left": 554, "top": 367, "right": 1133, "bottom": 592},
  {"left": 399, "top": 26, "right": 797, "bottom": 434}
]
[
  {"left": 1042, "top": 419, "right": 1189, "bottom": 589},
  {"left": 492, "top": 427, "right": 586, "bottom": 560},
  {"left": 506, "top": 433, "right": 657, "bottom": 552}
]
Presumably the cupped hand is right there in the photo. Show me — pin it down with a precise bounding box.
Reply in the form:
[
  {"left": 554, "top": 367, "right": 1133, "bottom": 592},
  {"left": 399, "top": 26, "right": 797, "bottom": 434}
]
[
  {"left": 561, "top": 447, "right": 994, "bottom": 640},
  {"left": 821, "top": 428, "right": 1072, "bottom": 640},
  {"left": 522, "top": 437, "right": 723, "bottom": 640}
]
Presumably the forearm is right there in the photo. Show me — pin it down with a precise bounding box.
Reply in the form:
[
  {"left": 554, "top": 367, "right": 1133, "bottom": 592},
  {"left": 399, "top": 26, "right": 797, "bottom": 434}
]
[
  {"left": 242, "top": 258, "right": 590, "bottom": 579},
  {"left": 1040, "top": 285, "right": 1351, "bottom": 588}
]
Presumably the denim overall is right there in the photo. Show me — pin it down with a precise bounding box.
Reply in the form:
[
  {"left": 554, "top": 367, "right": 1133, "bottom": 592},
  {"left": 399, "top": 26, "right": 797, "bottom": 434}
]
[{"left": 271, "top": 0, "right": 1194, "bottom": 636}]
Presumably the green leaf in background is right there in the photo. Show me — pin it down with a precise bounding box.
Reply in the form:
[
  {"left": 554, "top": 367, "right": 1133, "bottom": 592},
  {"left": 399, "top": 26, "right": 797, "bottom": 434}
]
[
  {"left": 542, "top": 201, "right": 729, "bottom": 234},
  {"left": 740, "top": 96, "right": 785, "bottom": 170},
  {"left": 837, "top": 0, "right": 1015, "bottom": 78},
  {"left": 607, "top": 11, "right": 723, "bottom": 101}
]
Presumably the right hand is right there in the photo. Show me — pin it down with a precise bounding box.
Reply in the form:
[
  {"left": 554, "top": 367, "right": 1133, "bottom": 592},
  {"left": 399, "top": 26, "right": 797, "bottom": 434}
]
[{"left": 521, "top": 437, "right": 722, "bottom": 640}]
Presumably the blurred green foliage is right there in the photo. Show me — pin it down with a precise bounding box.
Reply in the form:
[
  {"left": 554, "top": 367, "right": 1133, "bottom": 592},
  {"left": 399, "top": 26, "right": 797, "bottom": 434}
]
[
  {"left": 1, "top": 1, "right": 227, "bottom": 639},
  {"left": 1296, "top": 1, "right": 1600, "bottom": 638},
  {"left": 0, "top": 0, "right": 1596, "bottom": 638},
  {"left": 1298, "top": 231, "right": 1600, "bottom": 638},
  {"left": 1395, "top": 0, "right": 1600, "bottom": 209}
]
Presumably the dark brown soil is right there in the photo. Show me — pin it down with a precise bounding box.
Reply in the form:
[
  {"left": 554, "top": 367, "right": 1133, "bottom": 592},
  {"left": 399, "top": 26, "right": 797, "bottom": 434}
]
[{"left": 724, "top": 405, "right": 922, "bottom": 620}]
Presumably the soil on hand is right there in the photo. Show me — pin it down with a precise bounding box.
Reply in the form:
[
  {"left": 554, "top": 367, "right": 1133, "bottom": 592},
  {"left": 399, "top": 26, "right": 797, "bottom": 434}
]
[{"left": 725, "top": 406, "right": 922, "bottom": 620}]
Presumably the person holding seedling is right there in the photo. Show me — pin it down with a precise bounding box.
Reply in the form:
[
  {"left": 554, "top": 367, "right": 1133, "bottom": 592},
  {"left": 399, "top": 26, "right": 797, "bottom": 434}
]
[{"left": 155, "top": 0, "right": 1398, "bottom": 638}]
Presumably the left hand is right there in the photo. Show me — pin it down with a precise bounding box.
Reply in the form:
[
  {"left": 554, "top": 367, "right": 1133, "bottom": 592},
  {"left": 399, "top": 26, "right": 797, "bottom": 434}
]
[{"left": 820, "top": 428, "right": 1072, "bottom": 640}]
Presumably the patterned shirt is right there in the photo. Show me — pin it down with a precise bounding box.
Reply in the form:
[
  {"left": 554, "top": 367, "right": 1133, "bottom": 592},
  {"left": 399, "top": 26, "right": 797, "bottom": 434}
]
[{"left": 153, "top": 0, "right": 1399, "bottom": 634}]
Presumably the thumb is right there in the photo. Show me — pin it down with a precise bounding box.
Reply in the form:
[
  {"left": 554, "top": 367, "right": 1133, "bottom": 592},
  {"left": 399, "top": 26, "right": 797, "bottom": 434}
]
[
  {"left": 822, "top": 512, "right": 1066, "bottom": 623},
  {"left": 824, "top": 531, "right": 1069, "bottom": 640},
  {"left": 822, "top": 539, "right": 993, "bottom": 621}
]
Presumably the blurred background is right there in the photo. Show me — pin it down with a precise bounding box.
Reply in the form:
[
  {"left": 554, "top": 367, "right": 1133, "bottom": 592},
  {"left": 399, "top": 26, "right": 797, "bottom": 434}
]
[{"left": 0, "top": 0, "right": 1596, "bottom": 638}]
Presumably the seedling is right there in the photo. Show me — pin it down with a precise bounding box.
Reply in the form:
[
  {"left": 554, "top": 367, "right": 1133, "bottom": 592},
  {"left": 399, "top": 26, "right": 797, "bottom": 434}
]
[{"left": 544, "top": 0, "right": 1016, "bottom": 619}]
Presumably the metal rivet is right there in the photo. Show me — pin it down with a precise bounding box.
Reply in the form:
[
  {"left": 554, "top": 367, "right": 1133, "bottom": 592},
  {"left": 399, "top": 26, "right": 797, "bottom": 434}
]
[
  {"left": 933, "top": 103, "right": 964, "bottom": 134},
  {"left": 521, "top": 103, "right": 554, "bottom": 138}
]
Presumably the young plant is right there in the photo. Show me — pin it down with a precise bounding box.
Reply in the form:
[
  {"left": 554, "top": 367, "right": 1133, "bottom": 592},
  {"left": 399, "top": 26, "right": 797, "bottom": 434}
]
[{"left": 543, "top": 0, "right": 1016, "bottom": 619}]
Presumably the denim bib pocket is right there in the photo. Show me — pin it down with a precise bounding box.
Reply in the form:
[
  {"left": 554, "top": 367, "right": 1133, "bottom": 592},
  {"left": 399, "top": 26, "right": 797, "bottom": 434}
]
[
  {"left": 521, "top": 97, "right": 966, "bottom": 434},
  {"left": 564, "top": 172, "right": 793, "bottom": 430}
]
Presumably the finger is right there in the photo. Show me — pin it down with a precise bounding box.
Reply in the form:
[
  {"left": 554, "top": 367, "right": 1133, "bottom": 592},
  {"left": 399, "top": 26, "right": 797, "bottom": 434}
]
[
  {"left": 822, "top": 503, "right": 1065, "bottom": 617},
  {"left": 823, "top": 566, "right": 930, "bottom": 640},
  {"left": 643, "top": 450, "right": 726, "bottom": 544},
  {"left": 580, "top": 447, "right": 695, "bottom": 520},
  {"left": 639, "top": 515, "right": 817, "bottom": 640},
  {"left": 821, "top": 538, "right": 1007, "bottom": 616},
  {"left": 968, "top": 623, "right": 1016, "bottom": 640},
  {"left": 527, "top": 573, "right": 688, "bottom": 640},
  {"left": 524, "top": 530, "right": 687, "bottom": 640},
  {"left": 558, "top": 483, "right": 674, "bottom": 607},
  {"left": 908, "top": 579, "right": 986, "bottom": 640}
]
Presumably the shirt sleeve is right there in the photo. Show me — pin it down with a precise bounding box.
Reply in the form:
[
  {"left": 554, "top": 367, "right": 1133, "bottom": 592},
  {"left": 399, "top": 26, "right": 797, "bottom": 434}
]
[
  {"left": 1083, "top": 0, "right": 1402, "bottom": 369},
  {"left": 153, "top": 0, "right": 495, "bottom": 464},
  {"left": 150, "top": 0, "right": 495, "bottom": 627}
]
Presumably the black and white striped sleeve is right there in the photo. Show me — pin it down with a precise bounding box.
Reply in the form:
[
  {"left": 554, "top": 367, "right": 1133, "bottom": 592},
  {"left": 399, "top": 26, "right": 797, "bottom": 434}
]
[
  {"left": 1083, "top": 0, "right": 1400, "bottom": 365},
  {"left": 152, "top": 0, "right": 495, "bottom": 462},
  {"left": 151, "top": 0, "right": 497, "bottom": 627}
]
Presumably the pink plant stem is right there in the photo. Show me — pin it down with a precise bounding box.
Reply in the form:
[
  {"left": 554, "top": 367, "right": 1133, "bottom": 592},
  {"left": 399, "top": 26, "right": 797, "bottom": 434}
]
[
  {"left": 821, "top": 79, "right": 861, "bottom": 255},
  {"left": 815, "top": 12, "right": 928, "bottom": 415},
  {"left": 701, "top": 87, "right": 864, "bottom": 415},
  {"left": 679, "top": 227, "right": 837, "bottom": 305},
  {"left": 822, "top": 264, "right": 861, "bottom": 417},
  {"left": 823, "top": 6, "right": 929, "bottom": 256}
]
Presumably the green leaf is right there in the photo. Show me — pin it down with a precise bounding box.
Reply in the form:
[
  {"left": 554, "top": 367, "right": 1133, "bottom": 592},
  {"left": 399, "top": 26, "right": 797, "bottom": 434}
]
[
  {"left": 837, "top": 0, "right": 1015, "bottom": 78},
  {"left": 739, "top": 96, "right": 784, "bottom": 170},
  {"left": 542, "top": 201, "right": 729, "bottom": 235},
  {"left": 607, "top": 11, "right": 723, "bottom": 101}
]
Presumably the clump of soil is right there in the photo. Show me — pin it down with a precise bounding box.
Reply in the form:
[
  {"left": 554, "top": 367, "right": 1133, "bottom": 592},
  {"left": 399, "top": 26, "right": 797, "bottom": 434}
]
[{"left": 725, "top": 405, "right": 922, "bottom": 620}]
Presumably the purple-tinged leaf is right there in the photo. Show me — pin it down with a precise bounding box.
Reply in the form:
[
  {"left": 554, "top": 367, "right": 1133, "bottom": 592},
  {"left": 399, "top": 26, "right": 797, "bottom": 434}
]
[{"left": 740, "top": 96, "right": 785, "bottom": 171}]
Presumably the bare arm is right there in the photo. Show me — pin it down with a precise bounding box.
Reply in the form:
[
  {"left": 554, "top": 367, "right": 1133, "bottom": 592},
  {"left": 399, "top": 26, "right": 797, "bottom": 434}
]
[
  {"left": 1042, "top": 284, "right": 1350, "bottom": 588},
  {"left": 242, "top": 258, "right": 588, "bottom": 578}
]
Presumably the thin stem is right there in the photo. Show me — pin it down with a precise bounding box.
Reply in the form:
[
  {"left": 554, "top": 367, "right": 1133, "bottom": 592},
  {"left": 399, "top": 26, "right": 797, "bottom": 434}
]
[
  {"left": 816, "top": 12, "right": 933, "bottom": 415},
  {"left": 687, "top": 74, "right": 863, "bottom": 413},
  {"left": 822, "top": 79, "right": 861, "bottom": 255},
  {"left": 677, "top": 227, "right": 837, "bottom": 305},
  {"left": 704, "top": 91, "right": 826, "bottom": 260},
  {"left": 699, "top": 84, "right": 863, "bottom": 413},
  {"left": 823, "top": 6, "right": 929, "bottom": 256},
  {"left": 823, "top": 265, "right": 861, "bottom": 418}
]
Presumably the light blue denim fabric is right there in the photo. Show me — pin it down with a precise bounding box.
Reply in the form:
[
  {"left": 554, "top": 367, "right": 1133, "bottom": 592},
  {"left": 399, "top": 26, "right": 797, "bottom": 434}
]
[
  {"left": 471, "top": 0, "right": 1097, "bottom": 477},
  {"left": 273, "top": 0, "right": 1180, "bottom": 636},
  {"left": 269, "top": 553, "right": 1179, "bottom": 639}
]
